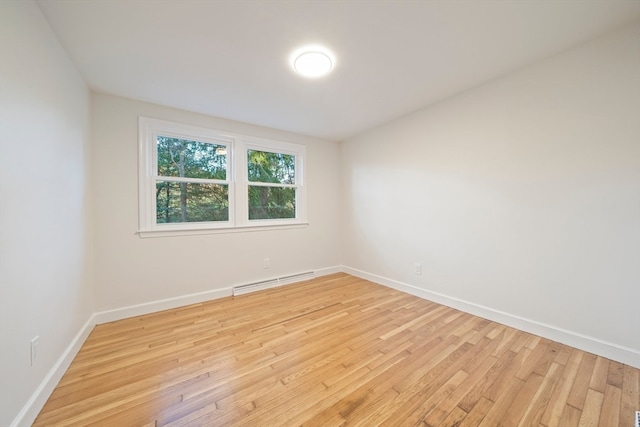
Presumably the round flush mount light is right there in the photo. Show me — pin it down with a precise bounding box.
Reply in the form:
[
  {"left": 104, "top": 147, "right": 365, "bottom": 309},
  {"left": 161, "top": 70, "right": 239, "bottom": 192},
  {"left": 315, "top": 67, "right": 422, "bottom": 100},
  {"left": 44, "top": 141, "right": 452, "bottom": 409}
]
[{"left": 291, "top": 45, "right": 335, "bottom": 78}]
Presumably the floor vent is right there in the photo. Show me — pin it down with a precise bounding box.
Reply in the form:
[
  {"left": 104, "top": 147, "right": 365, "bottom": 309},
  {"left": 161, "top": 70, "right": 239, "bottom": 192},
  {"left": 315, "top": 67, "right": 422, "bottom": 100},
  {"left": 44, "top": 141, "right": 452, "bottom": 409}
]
[{"left": 232, "top": 271, "right": 316, "bottom": 296}]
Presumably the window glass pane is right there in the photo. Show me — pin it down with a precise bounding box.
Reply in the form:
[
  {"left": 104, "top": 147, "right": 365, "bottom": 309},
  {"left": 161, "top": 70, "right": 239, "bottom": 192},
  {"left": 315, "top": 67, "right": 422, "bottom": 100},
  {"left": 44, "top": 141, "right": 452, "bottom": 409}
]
[
  {"left": 248, "top": 186, "right": 296, "bottom": 220},
  {"left": 156, "top": 182, "right": 228, "bottom": 223},
  {"left": 157, "top": 136, "right": 227, "bottom": 180},
  {"left": 247, "top": 150, "right": 295, "bottom": 184}
]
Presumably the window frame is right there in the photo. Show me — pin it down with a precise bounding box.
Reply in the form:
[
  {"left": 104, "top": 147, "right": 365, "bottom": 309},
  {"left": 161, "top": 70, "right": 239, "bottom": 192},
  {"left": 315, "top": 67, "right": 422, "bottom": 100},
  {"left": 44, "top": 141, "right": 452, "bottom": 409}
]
[
  {"left": 138, "top": 117, "right": 307, "bottom": 237},
  {"left": 243, "top": 139, "right": 306, "bottom": 224}
]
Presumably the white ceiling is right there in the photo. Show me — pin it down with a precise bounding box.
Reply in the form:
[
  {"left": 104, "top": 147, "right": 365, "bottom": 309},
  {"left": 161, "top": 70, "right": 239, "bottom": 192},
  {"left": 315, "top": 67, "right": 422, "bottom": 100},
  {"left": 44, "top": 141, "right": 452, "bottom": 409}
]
[{"left": 37, "top": 0, "right": 640, "bottom": 141}]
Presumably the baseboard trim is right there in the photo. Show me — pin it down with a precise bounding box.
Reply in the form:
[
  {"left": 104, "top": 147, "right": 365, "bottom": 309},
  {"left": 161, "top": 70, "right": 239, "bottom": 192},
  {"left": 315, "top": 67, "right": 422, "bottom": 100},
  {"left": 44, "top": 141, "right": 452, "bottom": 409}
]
[
  {"left": 93, "top": 287, "right": 233, "bottom": 324},
  {"left": 93, "top": 266, "right": 342, "bottom": 324},
  {"left": 314, "top": 265, "right": 343, "bottom": 277},
  {"left": 10, "top": 315, "right": 97, "bottom": 427},
  {"left": 342, "top": 265, "right": 640, "bottom": 368}
]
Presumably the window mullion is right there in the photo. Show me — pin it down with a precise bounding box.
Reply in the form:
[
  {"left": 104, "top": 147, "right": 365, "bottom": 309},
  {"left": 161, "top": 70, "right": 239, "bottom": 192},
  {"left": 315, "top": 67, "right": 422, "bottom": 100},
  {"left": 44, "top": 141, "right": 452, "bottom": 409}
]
[
  {"left": 155, "top": 176, "right": 229, "bottom": 185},
  {"left": 247, "top": 182, "right": 298, "bottom": 189},
  {"left": 235, "top": 139, "right": 249, "bottom": 226}
]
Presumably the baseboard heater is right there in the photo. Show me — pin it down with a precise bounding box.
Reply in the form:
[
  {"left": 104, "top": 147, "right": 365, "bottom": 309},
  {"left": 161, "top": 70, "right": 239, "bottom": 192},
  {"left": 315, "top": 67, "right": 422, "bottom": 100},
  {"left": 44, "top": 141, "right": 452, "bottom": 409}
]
[{"left": 232, "top": 271, "right": 316, "bottom": 296}]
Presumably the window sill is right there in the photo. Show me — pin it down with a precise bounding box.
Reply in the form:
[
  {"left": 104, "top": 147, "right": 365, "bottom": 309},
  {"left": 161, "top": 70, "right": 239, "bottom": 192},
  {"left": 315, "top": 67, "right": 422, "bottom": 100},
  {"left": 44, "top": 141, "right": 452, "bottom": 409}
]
[{"left": 137, "top": 222, "right": 309, "bottom": 238}]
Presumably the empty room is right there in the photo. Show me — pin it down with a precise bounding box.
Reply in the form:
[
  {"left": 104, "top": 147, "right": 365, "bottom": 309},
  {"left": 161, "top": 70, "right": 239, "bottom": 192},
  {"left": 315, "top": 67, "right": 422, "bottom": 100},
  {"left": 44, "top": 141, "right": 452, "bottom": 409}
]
[{"left": 1, "top": 0, "right": 639, "bottom": 426}]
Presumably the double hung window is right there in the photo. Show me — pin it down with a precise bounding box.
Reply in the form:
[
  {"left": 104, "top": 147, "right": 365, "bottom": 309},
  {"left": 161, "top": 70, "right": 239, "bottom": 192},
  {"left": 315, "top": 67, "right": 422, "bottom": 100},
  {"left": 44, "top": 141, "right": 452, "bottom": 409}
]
[
  {"left": 138, "top": 117, "right": 306, "bottom": 236},
  {"left": 247, "top": 148, "right": 297, "bottom": 220}
]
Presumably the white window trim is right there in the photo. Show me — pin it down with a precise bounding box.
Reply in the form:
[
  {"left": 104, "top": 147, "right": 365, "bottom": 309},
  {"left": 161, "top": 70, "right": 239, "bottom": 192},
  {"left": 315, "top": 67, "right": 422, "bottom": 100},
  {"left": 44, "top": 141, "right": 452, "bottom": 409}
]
[{"left": 138, "top": 117, "right": 307, "bottom": 237}]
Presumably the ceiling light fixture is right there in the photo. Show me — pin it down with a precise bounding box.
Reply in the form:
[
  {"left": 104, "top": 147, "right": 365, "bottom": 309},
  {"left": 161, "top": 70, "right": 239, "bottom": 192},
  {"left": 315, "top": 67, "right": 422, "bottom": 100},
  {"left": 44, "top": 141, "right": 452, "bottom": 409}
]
[{"left": 291, "top": 45, "right": 335, "bottom": 78}]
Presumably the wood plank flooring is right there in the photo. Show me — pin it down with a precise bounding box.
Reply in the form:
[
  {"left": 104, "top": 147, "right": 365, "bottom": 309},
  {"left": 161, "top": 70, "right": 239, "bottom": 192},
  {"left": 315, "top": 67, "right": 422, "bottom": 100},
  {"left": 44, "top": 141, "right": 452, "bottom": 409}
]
[{"left": 34, "top": 273, "right": 639, "bottom": 426}]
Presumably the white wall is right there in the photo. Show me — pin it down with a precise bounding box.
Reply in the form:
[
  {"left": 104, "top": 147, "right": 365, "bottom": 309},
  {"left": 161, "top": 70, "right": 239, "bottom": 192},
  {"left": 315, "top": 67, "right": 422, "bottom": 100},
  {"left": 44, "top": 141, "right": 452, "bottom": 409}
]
[
  {"left": 341, "top": 23, "right": 640, "bottom": 362},
  {"left": 0, "top": 1, "right": 93, "bottom": 425},
  {"left": 91, "top": 93, "right": 342, "bottom": 312}
]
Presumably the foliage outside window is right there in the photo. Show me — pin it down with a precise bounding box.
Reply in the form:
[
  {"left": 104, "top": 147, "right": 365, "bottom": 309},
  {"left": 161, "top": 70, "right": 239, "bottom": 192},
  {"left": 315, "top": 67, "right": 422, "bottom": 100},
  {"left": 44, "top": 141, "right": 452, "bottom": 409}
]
[
  {"left": 138, "top": 117, "right": 306, "bottom": 236},
  {"left": 248, "top": 150, "right": 296, "bottom": 220},
  {"left": 156, "top": 137, "right": 229, "bottom": 224}
]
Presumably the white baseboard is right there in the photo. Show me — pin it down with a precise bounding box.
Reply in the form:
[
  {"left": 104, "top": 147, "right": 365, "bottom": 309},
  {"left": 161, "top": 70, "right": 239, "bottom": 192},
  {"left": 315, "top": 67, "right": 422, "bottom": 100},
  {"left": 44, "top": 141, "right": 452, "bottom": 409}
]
[
  {"left": 93, "top": 287, "right": 233, "bottom": 324},
  {"left": 10, "top": 315, "right": 96, "bottom": 427},
  {"left": 342, "top": 265, "right": 640, "bottom": 369},
  {"left": 93, "top": 266, "right": 342, "bottom": 325},
  {"left": 313, "top": 265, "right": 343, "bottom": 277}
]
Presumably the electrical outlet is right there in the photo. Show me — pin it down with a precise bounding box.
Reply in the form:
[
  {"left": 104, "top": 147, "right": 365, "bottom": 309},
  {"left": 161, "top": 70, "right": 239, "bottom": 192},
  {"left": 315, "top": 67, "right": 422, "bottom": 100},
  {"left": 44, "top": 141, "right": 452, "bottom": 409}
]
[
  {"left": 263, "top": 258, "right": 270, "bottom": 269},
  {"left": 635, "top": 410, "right": 639, "bottom": 427},
  {"left": 413, "top": 262, "right": 422, "bottom": 275},
  {"left": 30, "top": 336, "right": 39, "bottom": 366}
]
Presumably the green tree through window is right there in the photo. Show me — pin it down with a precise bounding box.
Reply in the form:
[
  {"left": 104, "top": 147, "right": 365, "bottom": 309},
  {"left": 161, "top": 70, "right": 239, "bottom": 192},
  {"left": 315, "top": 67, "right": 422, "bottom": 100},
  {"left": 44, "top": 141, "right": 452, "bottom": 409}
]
[
  {"left": 139, "top": 117, "right": 306, "bottom": 234},
  {"left": 247, "top": 150, "right": 296, "bottom": 220},
  {"left": 156, "top": 136, "right": 228, "bottom": 223}
]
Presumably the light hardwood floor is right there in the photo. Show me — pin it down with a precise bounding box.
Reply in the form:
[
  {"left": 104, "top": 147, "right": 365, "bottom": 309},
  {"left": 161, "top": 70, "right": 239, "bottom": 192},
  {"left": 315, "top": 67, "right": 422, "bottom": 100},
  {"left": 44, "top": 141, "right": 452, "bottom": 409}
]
[{"left": 34, "top": 273, "right": 639, "bottom": 426}]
